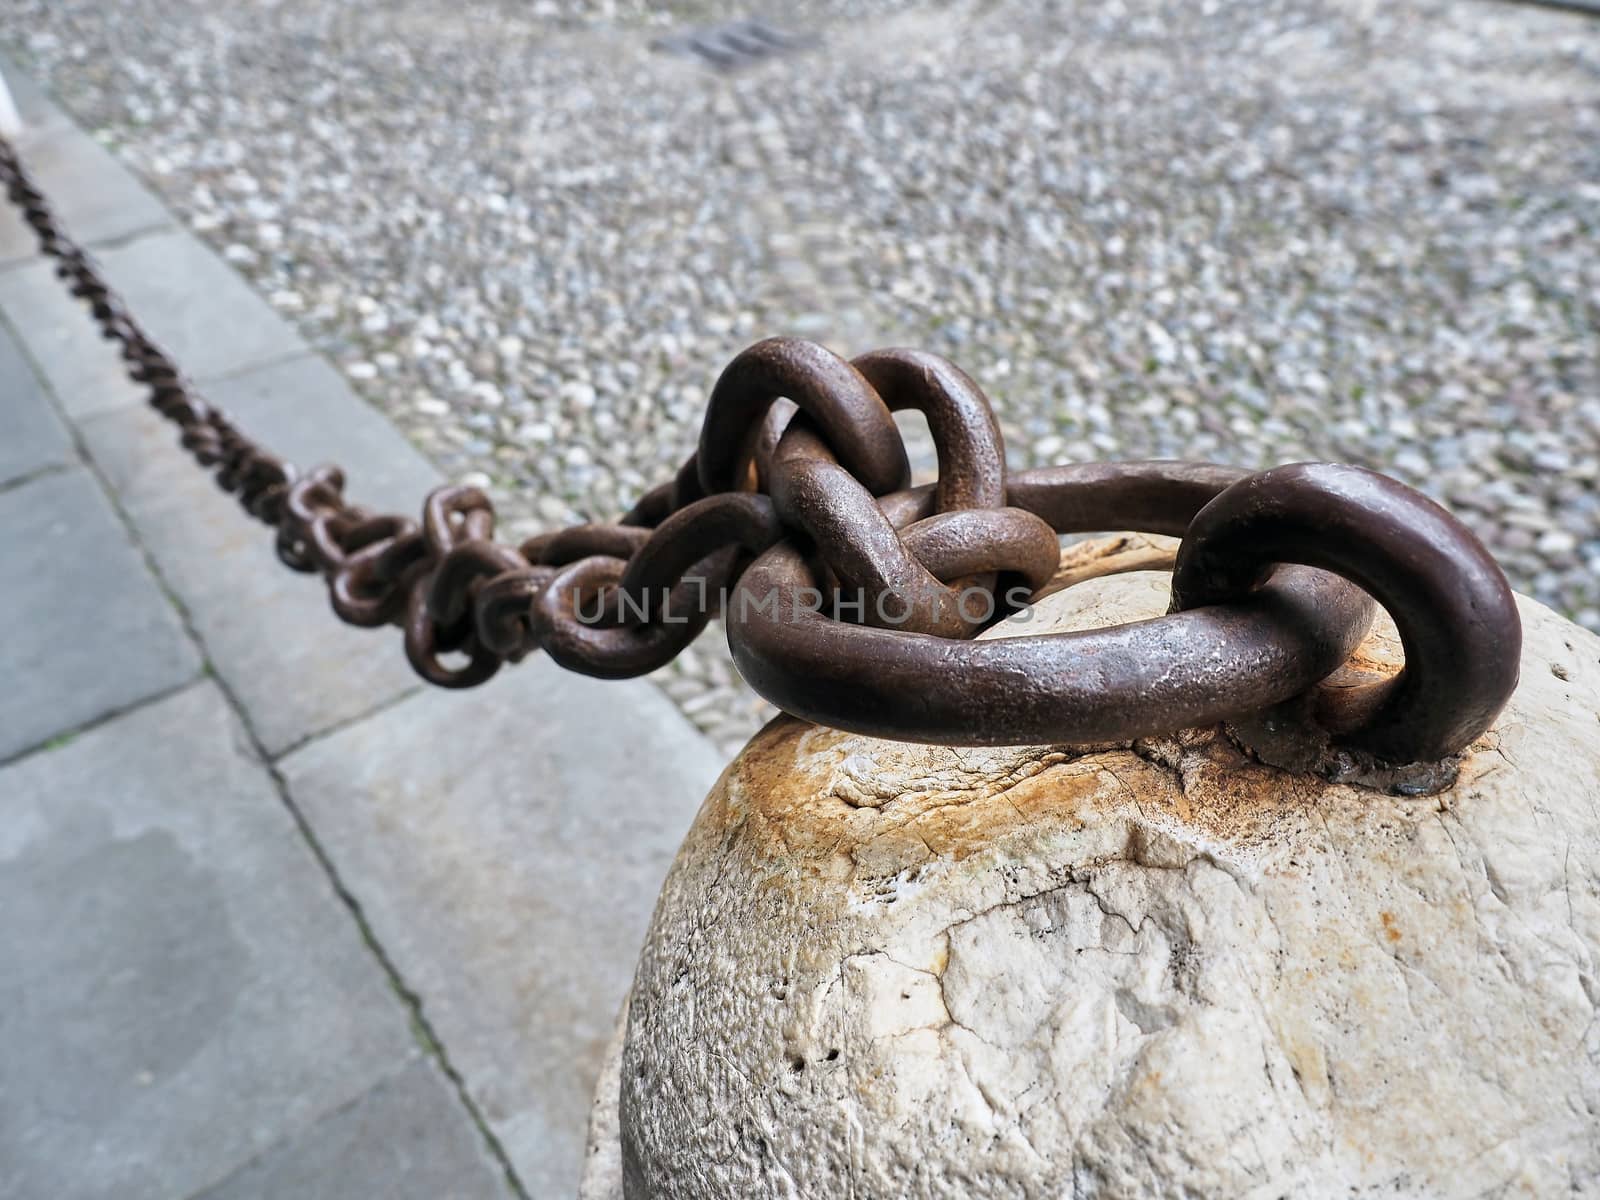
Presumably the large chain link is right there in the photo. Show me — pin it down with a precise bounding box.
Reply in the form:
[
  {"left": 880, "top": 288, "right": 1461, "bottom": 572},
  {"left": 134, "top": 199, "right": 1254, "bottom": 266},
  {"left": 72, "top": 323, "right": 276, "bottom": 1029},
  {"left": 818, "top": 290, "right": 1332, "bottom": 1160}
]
[{"left": 1, "top": 134, "right": 1522, "bottom": 765}]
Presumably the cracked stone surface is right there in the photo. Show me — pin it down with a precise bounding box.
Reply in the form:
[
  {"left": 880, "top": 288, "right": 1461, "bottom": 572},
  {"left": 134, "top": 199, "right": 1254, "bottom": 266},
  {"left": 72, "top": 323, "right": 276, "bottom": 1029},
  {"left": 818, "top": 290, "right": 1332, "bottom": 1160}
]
[{"left": 608, "top": 541, "right": 1600, "bottom": 1199}]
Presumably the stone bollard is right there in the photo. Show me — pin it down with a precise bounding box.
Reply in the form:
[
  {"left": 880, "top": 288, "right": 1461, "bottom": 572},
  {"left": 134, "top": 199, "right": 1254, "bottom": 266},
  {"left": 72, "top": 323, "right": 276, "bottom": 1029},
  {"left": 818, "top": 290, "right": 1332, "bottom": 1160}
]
[{"left": 581, "top": 535, "right": 1600, "bottom": 1199}]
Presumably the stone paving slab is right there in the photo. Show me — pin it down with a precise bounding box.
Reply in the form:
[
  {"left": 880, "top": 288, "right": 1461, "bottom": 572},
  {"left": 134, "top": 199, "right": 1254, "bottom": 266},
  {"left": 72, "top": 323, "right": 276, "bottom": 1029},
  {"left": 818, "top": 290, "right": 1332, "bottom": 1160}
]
[
  {"left": 79, "top": 227, "right": 306, "bottom": 381},
  {"left": 0, "top": 52, "right": 75, "bottom": 139},
  {"left": 0, "top": 122, "right": 170, "bottom": 267},
  {"left": 79, "top": 395, "right": 427, "bottom": 757},
  {"left": 0, "top": 223, "right": 305, "bottom": 420},
  {"left": 279, "top": 662, "right": 725, "bottom": 1199},
  {"left": 0, "top": 681, "right": 423, "bottom": 1200},
  {"left": 0, "top": 314, "right": 72, "bottom": 486},
  {"left": 193, "top": 1059, "right": 514, "bottom": 1200},
  {"left": 203, "top": 351, "right": 443, "bottom": 516},
  {"left": 0, "top": 465, "right": 198, "bottom": 762},
  {"left": 0, "top": 245, "right": 147, "bottom": 419}
]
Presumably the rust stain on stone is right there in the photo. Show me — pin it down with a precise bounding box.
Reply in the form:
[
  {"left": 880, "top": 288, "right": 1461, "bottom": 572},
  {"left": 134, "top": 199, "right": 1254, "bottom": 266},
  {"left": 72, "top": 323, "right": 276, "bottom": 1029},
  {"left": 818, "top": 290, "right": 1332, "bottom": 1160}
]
[{"left": 701, "top": 538, "right": 1473, "bottom": 905}]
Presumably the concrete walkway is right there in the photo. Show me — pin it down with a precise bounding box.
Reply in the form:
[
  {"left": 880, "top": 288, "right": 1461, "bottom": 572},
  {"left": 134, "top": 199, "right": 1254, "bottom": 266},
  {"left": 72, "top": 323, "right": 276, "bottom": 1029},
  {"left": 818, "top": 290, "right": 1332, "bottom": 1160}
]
[{"left": 0, "top": 62, "right": 722, "bottom": 1200}]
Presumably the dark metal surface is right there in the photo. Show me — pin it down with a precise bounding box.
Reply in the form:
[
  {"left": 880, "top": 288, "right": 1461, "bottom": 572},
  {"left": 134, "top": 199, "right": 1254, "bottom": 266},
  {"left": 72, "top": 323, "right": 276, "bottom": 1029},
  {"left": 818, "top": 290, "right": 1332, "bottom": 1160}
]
[
  {"left": 1171, "top": 463, "right": 1523, "bottom": 761},
  {"left": 0, "top": 133, "right": 1524, "bottom": 764},
  {"left": 651, "top": 19, "right": 820, "bottom": 70},
  {"left": 726, "top": 463, "right": 1380, "bottom": 746}
]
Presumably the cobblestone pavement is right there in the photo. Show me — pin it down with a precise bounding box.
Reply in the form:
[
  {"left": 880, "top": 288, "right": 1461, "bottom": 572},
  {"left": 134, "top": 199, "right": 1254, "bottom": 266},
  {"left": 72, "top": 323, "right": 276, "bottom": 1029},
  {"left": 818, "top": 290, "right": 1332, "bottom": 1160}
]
[{"left": 6, "top": 0, "right": 1597, "bottom": 753}]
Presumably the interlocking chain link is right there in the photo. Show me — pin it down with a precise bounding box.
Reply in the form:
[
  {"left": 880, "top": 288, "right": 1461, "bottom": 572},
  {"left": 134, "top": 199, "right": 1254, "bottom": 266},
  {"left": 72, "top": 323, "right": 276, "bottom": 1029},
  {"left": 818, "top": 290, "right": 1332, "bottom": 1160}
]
[{"left": 0, "top": 134, "right": 1522, "bottom": 765}]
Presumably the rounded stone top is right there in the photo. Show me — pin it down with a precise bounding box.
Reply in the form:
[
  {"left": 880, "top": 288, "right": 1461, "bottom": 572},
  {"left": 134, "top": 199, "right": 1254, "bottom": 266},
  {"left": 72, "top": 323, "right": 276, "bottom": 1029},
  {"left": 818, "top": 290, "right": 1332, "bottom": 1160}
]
[
  {"left": 696, "top": 533, "right": 1520, "bottom": 879},
  {"left": 607, "top": 536, "right": 1600, "bottom": 1200}
]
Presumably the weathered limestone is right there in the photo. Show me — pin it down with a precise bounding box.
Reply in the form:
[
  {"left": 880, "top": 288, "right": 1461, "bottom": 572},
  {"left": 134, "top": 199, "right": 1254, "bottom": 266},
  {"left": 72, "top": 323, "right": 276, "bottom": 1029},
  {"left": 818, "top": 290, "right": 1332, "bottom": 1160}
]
[
  {"left": 580, "top": 999, "right": 629, "bottom": 1200},
  {"left": 590, "top": 536, "right": 1600, "bottom": 1199}
]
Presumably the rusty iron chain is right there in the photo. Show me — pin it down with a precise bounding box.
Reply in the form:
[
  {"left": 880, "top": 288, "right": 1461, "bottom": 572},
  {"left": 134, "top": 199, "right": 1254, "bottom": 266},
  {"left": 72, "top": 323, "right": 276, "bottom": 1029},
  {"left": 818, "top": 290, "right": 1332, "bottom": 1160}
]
[{"left": 0, "top": 134, "right": 1523, "bottom": 764}]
